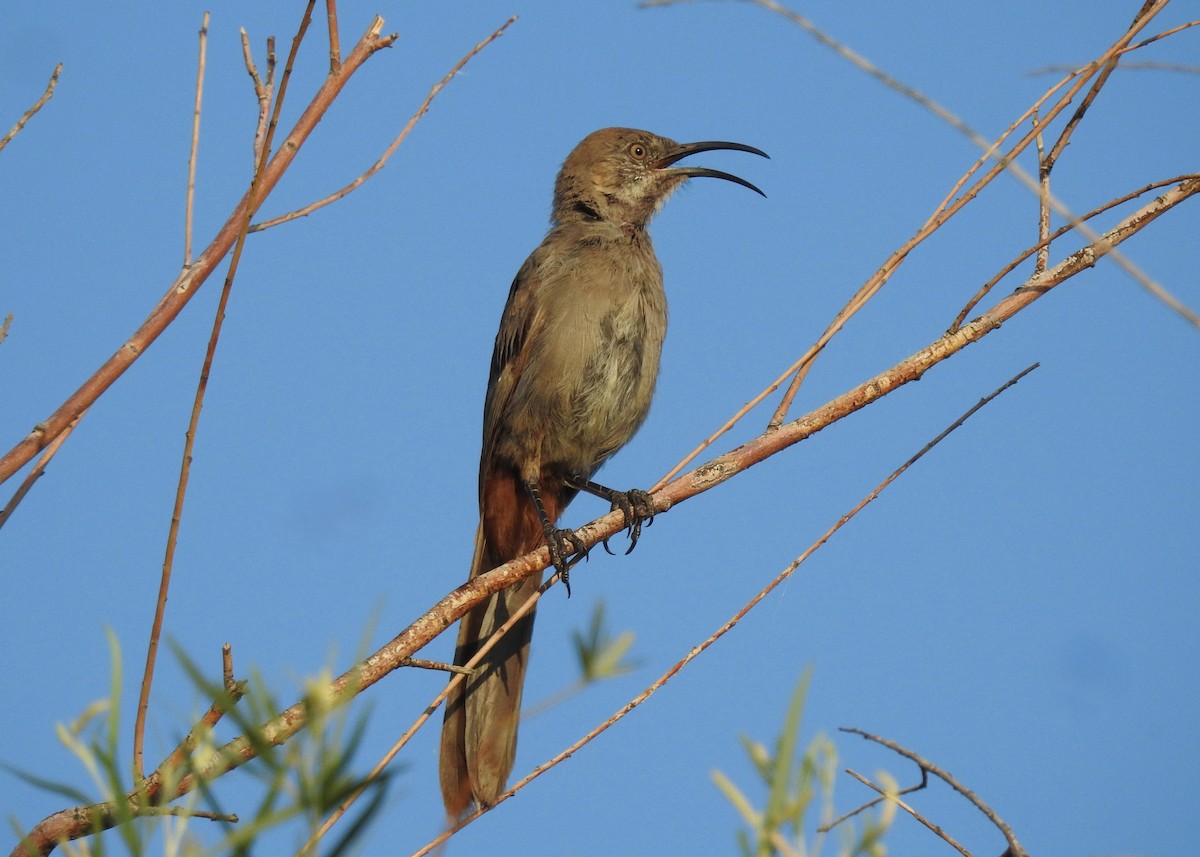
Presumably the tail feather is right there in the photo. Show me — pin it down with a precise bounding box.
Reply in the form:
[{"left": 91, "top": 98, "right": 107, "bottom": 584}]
[{"left": 439, "top": 470, "right": 563, "bottom": 818}]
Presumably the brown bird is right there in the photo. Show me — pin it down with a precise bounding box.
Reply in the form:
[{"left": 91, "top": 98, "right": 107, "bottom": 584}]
[{"left": 439, "top": 127, "right": 767, "bottom": 818}]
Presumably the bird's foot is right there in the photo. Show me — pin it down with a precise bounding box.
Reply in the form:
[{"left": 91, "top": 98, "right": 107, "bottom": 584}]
[
  {"left": 563, "top": 475, "right": 658, "bottom": 558},
  {"left": 602, "top": 488, "right": 656, "bottom": 555},
  {"left": 545, "top": 526, "right": 587, "bottom": 597}
]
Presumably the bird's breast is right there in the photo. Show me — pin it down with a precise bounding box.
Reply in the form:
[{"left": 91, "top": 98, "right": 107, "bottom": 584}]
[{"left": 534, "top": 237, "right": 668, "bottom": 472}]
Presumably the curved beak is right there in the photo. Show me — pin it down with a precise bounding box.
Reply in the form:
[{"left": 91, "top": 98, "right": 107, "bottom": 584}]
[{"left": 654, "top": 140, "right": 770, "bottom": 196}]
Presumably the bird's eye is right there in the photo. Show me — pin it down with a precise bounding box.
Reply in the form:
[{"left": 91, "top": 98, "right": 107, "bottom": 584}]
[{"left": 629, "top": 143, "right": 648, "bottom": 160}]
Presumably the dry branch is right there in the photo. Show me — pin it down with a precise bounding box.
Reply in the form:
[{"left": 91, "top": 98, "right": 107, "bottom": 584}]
[
  {"left": 0, "top": 19, "right": 398, "bottom": 487},
  {"left": 0, "top": 64, "right": 62, "bottom": 155},
  {"left": 250, "top": 17, "right": 515, "bottom": 233},
  {"left": 183, "top": 13, "right": 209, "bottom": 268},
  {"left": 647, "top": 0, "right": 1188, "bottom": 492},
  {"left": 842, "top": 728, "right": 1029, "bottom": 857}
]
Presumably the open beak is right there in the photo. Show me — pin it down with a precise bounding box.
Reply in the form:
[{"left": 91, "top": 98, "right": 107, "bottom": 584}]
[{"left": 654, "top": 140, "right": 770, "bottom": 196}]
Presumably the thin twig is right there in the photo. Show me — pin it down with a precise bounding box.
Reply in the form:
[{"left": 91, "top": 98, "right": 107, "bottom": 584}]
[
  {"left": 646, "top": 0, "right": 1175, "bottom": 491},
  {"left": 0, "top": 18, "right": 397, "bottom": 488},
  {"left": 412, "top": 364, "right": 1041, "bottom": 857},
  {"left": 951, "top": 174, "right": 1199, "bottom": 330},
  {"left": 252, "top": 16, "right": 516, "bottom": 232},
  {"left": 843, "top": 728, "right": 1029, "bottom": 857},
  {"left": 183, "top": 13, "right": 209, "bottom": 268},
  {"left": 398, "top": 657, "right": 474, "bottom": 675},
  {"left": 0, "top": 63, "right": 62, "bottom": 155},
  {"left": 845, "top": 769, "right": 972, "bottom": 857},
  {"left": 133, "top": 807, "right": 239, "bottom": 823},
  {"left": 134, "top": 0, "right": 319, "bottom": 785},
  {"left": 1125, "top": 18, "right": 1200, "bottom": 50},
  {"left": 326, "top": 0, "right": 342, "bottom": 72},
  {"left": 820, "top": 768, "right": 927, "bottom": 832},
  {"left": 0, "top": 408, "right": 87, "bottom": 532},
  {"left": 1030, "top": 60, "right": 1200, "bottom": 75}
]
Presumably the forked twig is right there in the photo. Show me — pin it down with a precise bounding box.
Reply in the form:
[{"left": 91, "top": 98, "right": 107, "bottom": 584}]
[
  {"left": 951, "top": 174, "right": 1199, "bottom": 330},
  {"left": 0, "top": 17, "right": 397, "bottom": 487},
  {"left": 844, "top": 769, "right": 971, "bottom": 857},
  {"left": 841, "top": 728, "right": 1029, "bottom": 857},
  {"left": 251, "top": 17, "right": 516, "bottom": 233},
  {"left": 240, "top": 30, "right": 277, "bottom": 173}
]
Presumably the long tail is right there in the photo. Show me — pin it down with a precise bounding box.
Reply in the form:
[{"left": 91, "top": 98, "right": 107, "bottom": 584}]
[{"left": 439, "top": 469, "right": 563, "bottom": 818}]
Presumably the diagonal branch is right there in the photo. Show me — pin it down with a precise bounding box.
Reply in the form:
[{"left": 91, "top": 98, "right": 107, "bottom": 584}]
[
  {"left": 0, "top": 19, "right": 398, "bottom": 487},
  {"left": 250, "top": 16, "right": 516, "bottom": 233},
  {"left": 648, "top": 0, "right": 1171, "bottom": 489},
  {"left": 0, "top": 64, "right": 62, "bottom": 156}
]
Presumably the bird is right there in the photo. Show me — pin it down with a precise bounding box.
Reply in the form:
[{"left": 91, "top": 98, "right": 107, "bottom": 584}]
[{"left": 439, "top": 127, "right": 767, "bottom": 819}]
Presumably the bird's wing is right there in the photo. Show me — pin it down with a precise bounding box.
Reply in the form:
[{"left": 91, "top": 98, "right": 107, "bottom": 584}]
[{"left": 478, "top": 250, "right": 543, "bottom": 495}]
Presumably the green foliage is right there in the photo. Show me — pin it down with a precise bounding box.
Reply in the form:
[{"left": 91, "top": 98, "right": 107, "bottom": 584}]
[
  {"left": 712, "top": 669, "right": 893, "bottom": 857},
  {"left": 6, "top": 633, "right": 387, "bottom": 856},
  {"left": 524, "top": 598, "right": 641, "bottom": 719},
  {"left": 571, "top": 598, "right": 640, "bottom": 683}
]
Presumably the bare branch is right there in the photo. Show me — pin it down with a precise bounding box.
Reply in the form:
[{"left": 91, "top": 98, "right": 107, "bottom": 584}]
[
  {"left": 1031, "top": 60, "right": 1200, "bottom": 75},
  {"left": 0, "top": 17, "right": 399, "bottom": 487},
  {"left": 0, "top": 63, "right": 62, "bottom": 155},
  {"left": 251, "top": 16, "right": 517, "bottom": 232},
  {"left": 0, "top": 408, "right": 87, "bottom": 532},
  {"left": 951, "top": 174, "right": 1199, "bottom": 330},
  {"left": 843, "top": 728, "right": 1029, "bottom": 857},
  {"left": 845, "top": 769, "right": 973, "bottom": 857},
  {"left": 183, "top": 13, "right": 209, "bottom": 269},
  {"left": 326, "top": 0, "right": 342, "bottom": 72}
]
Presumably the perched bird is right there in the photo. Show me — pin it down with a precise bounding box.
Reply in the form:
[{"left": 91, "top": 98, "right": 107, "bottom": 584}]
[{"left": 439, "top": 127, "right": 767, "bottom": 818}]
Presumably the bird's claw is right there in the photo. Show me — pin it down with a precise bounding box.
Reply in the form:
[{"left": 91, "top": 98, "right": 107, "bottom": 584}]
[
  {"left": 609, "top": 488, "right": 656, "bottom": 555},
  {"left": 547, "top": 527, "right": 587, "bottom": 597}
]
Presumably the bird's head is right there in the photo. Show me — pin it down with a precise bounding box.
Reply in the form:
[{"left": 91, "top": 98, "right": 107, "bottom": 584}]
[{"left": 552, "top": 127, "right": 767, "bottom": 229}]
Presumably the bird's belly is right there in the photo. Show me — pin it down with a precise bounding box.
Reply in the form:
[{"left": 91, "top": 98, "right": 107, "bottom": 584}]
[{"left": 544, "top": 300, "right": 665, "bottom": 473}]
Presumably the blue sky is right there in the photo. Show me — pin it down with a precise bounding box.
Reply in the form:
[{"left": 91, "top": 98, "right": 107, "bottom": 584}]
[{"left": 2, "top": 1, "right": 1197, "bottom": 855}]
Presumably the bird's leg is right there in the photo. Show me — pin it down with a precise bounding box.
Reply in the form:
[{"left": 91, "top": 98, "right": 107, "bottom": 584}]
[
  {"left": 523, "top": 479, "right": 585, "bottom": 596},
  {"left": 565, "top": 475, "right": 656, "bottom": 556}
]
